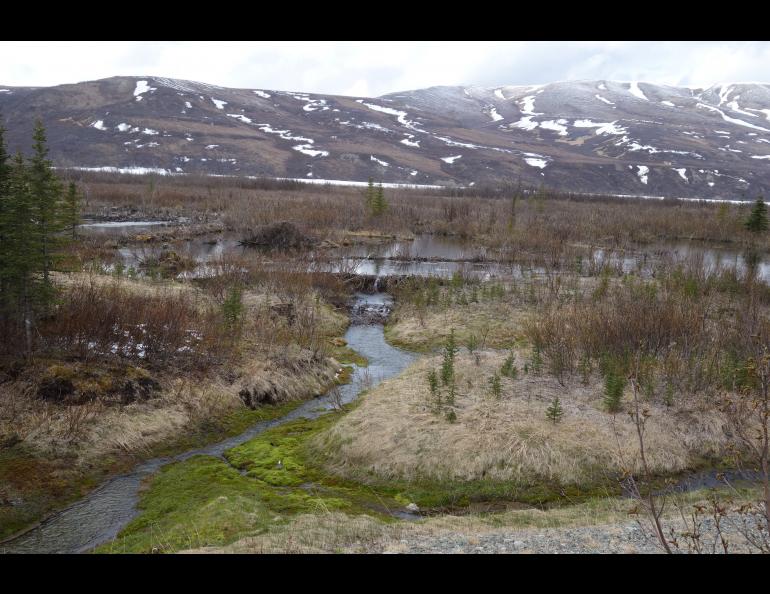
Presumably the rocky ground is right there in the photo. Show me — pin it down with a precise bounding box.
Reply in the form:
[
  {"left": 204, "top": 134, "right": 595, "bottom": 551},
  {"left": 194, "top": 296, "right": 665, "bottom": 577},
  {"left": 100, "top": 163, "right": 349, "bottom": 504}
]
[{"left": 381, "top": 515, "right": 766, "bottom": 554}]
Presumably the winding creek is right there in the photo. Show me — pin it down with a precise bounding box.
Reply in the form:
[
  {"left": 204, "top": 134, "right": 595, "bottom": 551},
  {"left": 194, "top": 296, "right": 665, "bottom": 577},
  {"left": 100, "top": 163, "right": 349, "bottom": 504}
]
[
  {"left": 4, "top": 223, "right": 769, "bottom": 553},
  {"left": 1, "top": 292, "right": 415, "bottom": 554}
]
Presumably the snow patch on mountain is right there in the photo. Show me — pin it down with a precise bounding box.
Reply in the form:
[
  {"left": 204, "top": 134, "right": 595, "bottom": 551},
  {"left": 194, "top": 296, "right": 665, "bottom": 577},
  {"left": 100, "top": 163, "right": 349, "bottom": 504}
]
[
  {"left": 441, "top": 155, "right": 462, "bottom": 164},
  {"left": 211, "top": 98, "right": 227, "bottom": 110},
  {"left": 696, "top": 103, "right": 770, "bottom": 132},
  {"left": 511, "top": 116, "right": 538, "bottom": 131},
  {"left": 227, "top": 113, "right": 253, "bottom": 124},
  {"left": 635, "top": 165, "right": 649, "bottom": 184},
  {"left": 628, "top": 82, "right": 649, "bottom": 101},
  {"left": 487, "top": 106, "right": 504, "bottom": 121},
  {"left": 595, "top": 94, "right": 615, "bottom": 105},
  {"left": 573, "top": 119, "right": 627, "bottom": 135},
  {"left": 91, "top": 120, "right": 107, "bottom": 131},
  {"left": 673, "top": 168, "right": 688, "bottom": 182},
  {"left": 370, "top": 156, "right": 389, "bottom": 167},
  {"left": 539, "top": 119, "right": 569, "bottom": 136},
  {"left": 134, "top": 80, "right": 156, "bottom": 101},
  {"left": 518, "top": 95, "right": 542, "bottom": 116},
  {"left": 524, "top": 157, "right": 547, "bottom": 168},
  {"left": 253, "top": 90, "right": 271, "bottom": 98}
]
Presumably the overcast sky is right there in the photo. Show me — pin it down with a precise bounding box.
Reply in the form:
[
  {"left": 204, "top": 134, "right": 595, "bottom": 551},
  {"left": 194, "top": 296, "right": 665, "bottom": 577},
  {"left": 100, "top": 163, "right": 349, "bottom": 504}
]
[{"left": 3, "top": 41, "right": 769, "bottom": 97}]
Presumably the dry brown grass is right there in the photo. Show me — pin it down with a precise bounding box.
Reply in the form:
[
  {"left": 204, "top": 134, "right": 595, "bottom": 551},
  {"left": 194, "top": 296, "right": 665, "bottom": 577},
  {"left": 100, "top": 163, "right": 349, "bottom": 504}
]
[{"left": 312, "top": 350, "right": 732, "bottom": 488}]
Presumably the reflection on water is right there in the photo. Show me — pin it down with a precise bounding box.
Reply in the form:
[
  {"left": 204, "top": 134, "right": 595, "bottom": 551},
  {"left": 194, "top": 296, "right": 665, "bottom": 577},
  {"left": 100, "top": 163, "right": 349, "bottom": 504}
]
[{"left": 85, "top": 222, "right": 770, "bottom": 283}]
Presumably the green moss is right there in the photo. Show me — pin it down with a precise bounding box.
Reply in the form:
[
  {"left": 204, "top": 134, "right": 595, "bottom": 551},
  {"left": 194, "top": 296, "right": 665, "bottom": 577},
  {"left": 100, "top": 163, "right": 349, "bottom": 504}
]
[{"left": 94, "top": 455, "right": 274, "bottom": 553}]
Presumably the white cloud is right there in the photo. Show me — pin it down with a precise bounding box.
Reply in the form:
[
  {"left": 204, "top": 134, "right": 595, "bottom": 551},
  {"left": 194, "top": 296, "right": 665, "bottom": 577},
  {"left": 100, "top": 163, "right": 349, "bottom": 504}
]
[{"left": 1, "top": 41, "right": 769, "bottom": 97}]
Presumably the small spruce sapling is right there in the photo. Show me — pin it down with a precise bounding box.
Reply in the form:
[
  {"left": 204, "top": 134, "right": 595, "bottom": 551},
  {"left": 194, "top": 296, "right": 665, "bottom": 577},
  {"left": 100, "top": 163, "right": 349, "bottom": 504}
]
[{"left": 546, "top": 397, "right": 564, "bottom": 424}]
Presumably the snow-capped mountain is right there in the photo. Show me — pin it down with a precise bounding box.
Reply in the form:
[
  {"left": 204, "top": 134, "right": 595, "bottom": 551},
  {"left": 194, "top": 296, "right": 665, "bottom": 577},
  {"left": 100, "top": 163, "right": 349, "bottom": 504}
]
[{"left": 1, "top": 76, "right": 769, "bottom": 198}]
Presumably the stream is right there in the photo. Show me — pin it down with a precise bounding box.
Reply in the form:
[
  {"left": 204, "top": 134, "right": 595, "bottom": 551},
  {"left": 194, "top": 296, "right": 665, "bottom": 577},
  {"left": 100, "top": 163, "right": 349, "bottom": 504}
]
[{"left": 0, "top": 292, "right": 415, "bottom": 554}]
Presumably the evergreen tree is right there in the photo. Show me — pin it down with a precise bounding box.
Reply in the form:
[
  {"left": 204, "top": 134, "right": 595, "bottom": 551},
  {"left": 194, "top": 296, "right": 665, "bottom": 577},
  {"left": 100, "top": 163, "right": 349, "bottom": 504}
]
[
  {"left": 0, "top": 121, "right": 10, "bottom": 317},
  {"left": 28, "top": 119, "right": 63, "bottom": 290},
  {"left": 365, "top": 177, "right": 375, "bottom": 211},
  {"left": 63, "top": 181, "right": 81, "bottom": 239},
  {"left": 488, "top": 372, "right": 502, "bottom": 399},
  {"left": 546, "top": 397, "right": 564, "bottom": 424},
  {"left": 441, "top": 329, "right": 459, "bottom": 386},
  {"left": 603, "top": 367, "right": 626, "bottom": 413},
  {"left": 745, "top": 197, "right": 768, "bottom": 233},
  {"left": 5, "top": 152, "right": 43, "bottom": 356},
  {"left": 371, "top": 183, "right": 387, "bottom": 216}
]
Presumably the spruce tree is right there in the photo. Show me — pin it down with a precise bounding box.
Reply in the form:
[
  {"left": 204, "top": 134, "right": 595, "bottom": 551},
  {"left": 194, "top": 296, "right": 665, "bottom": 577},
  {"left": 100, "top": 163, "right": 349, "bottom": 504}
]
[
  {"left": 28, "top": 119, "right": 63, "bottom": 291},
  {"left": 745, "top": 197, "right": 768, "bottom": 233},
  {"left": 0, "top": 121, "right": 10, "bottom": 318},
  {"left": 603, "top": 367, "right": 626, "bottom": 413},
  {"left": 365, "top": 177, "right": 375, "bottom": 211},
  {"left": 372, "top": 183, "right": 387, "bottom": 216},
  {"left": 63, "top": 181, "right": 81, "bottom": 239},
  {"left": 546, "top": 397, "right": 564, "bottom": 424},
  {"left": 441, "top": 329, "right": 459, "bottom": 386},
  {"left": 5, "top": 152, "right": 43, "bottom": 356}
]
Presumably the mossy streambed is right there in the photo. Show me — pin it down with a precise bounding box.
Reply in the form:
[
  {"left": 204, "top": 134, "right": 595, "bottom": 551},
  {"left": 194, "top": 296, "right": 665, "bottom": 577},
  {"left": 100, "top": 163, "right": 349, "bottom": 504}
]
[{"left": 1, "top": 293, "right": 414, "bottom": 554}]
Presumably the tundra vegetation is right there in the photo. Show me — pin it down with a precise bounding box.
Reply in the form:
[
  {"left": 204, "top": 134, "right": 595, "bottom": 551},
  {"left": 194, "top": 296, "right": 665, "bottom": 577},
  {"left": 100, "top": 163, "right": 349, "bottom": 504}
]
[{"left": 1, "top": 121, "right": 770, "bottom": 552}]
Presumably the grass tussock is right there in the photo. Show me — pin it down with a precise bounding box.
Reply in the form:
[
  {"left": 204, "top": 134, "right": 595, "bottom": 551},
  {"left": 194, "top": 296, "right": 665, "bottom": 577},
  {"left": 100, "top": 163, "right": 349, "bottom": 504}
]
[{"left": 312, "top": 350, "right": 732, "bottom": 490}]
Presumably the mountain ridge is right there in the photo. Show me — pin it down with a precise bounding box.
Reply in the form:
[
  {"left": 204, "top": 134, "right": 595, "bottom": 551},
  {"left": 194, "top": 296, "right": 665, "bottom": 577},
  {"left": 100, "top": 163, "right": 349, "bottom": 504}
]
[{"left": 2, "top": 76, "right": 769, "bottom": 198}]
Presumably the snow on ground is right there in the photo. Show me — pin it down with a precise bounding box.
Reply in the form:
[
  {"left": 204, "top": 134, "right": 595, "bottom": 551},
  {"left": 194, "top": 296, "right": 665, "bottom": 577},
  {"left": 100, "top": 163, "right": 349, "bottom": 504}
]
[
  {"left": 134, "top": 80, "right": 156, "bottom": 101},
  {"left": 116, "top": 123, "right": 132, "bottom": 132},
  {"left": 487, "top": 106, "right": 504, "bottom": 121},
  {"left": 628, "top": 82, "right": 649, "bottom": 101},
  {"left": 441, "top": 155, "right": 462, "bottom": 164},
  {"left": 635, "top": 165, "right": 649, "bottom": 184},
  {"left": 718, "top": 84, "right": 733, "bottom": 106},
  {"left": 518, "top": 95, "right": 542, "bottom": 116},
  {"left": 400, "top": 137, "right": 420, "bottom": 147},
  {"left": 595, "top": 94, "right": 615, "bottom": 105},
  {"left": 370, "top": 156, "right": 389, "bottom": 167},
  {"left": 673, "top": 168, "right": 688, "bottom": 182},
  {"left": 227, "top": 113, "right": 253, "bottom": 124},
  {"left": 357, "top": 100, "right": 424, "bottom": 133},
  {"left": 696, "top": 103, "right": 770, "bottom": 132},
  {"left": 573, "top": 119, "right": 627, "bottom": 135},
  {"left": 253, "top": 90, "right": 271, "bottom": 98},
  {"left": 0, "top": 89, "right": 10, "bottom": 93},
  {"left": 524, "top": 158, "right": 547, "bottom": 168},
  {"left": 494, "top": 88, "right": 506, "bottom": 100},
  {"left": 539, "top": 119, "right": 569, "bottom": 136},
  {"left": 274, "top": 176, "right": 445, "bottom": 189},
  {"left": 726, "top": 98, "right": 758, "bottom": 118},
  {"left": 598, "top": 83, "right": 607, "bottom": 91},
  {"left": 746, "top": 108, "right": 770, "bottom": 121},
  {"left": 661, "top": 100, "right": 675, "bottom": 107},
  {"left": 185, "top": 101, "right": 192, "bottom": 109},
  {"left": 511, "top": 116, "right": 538, "bottom": 131},
  {"left": 432, "top": 135, "right": 481, "bottom": 149},
  {"left": 211, "top": 98, "right": 227, "bottom": 109},
  {"left": 205, "top": 144, "right": 219, "bottom": 149},
  {"left": 714, "top": 130, "right": 730, "bottom": 135},
  {"left": 91, "top": 120, "right": 107, "bottom": 131},
  {"left": 293, "top": 144, "right": 329, "bottom": 157},
  {"left": 142, "top": 128, "right": 159, "bottom": 135},
  {"left": 71, "top": 166, "right": 172, "bottom": 176},
  {"left": 257, "top": 124, "right": 328, "bottom": 156},
  {"left": 752, "top": 155, "right": 770, "bottom": 160}
]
